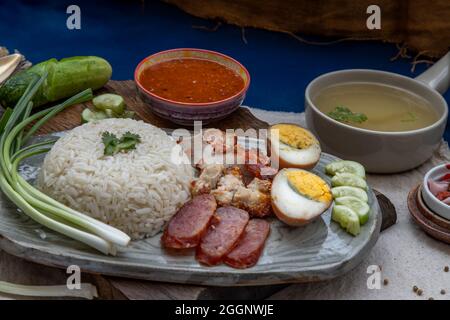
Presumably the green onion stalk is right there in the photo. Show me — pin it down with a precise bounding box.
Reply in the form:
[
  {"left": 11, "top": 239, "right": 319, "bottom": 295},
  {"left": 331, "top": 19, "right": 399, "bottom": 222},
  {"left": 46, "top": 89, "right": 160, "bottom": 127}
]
[
  {"left": 0, "top": 281, "right": 98, "bottom": 299},
  {"left": 0, "top": 73, "right": 130, "bottom": 255}
]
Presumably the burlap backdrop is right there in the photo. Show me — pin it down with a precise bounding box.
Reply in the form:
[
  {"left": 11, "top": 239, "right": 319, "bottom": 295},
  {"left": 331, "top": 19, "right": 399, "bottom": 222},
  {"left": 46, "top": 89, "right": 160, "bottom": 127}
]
[{"left": 165, "top": 0, "right": 449, "bottom": 58}]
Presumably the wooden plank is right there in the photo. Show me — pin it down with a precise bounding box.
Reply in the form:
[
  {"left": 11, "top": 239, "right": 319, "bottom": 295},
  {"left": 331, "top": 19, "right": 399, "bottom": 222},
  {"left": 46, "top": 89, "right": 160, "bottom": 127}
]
[{"left": 35, "top": 80, "right": 269, "bottom": 135}]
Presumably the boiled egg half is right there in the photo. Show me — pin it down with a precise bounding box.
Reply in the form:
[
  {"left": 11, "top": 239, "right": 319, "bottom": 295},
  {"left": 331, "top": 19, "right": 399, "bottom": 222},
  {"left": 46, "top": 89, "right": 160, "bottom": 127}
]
[
  {"left": 269, "top": 123, "right": 321, "bottom": 169},
  {"left": 271, "top": 168, "right": 332, "bottom": 226}
]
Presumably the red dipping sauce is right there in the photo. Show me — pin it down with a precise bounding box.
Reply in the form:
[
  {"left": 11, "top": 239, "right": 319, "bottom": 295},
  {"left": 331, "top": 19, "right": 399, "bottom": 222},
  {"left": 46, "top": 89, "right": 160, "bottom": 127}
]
[{"left": 138, "top": 58, "right": 245, "bottom": 104}]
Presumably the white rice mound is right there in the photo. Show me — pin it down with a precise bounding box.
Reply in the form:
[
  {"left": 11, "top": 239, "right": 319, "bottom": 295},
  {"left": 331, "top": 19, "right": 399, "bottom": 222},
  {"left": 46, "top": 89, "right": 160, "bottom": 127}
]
[{"left": 37, "top": 118, "right": 194, "bottom": 240}]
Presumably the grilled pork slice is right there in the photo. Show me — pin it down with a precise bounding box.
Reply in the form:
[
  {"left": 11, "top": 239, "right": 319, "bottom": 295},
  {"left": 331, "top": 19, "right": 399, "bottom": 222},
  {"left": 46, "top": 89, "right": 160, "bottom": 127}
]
[
  {"left": 196, "top": 206, "right": 249, "bottom": 266},
  {"left": 162, "top": 194, "right": 217, "bottom": 249},
  {"left": 224, "top": 219, "right": 270, "bottom": 269}
]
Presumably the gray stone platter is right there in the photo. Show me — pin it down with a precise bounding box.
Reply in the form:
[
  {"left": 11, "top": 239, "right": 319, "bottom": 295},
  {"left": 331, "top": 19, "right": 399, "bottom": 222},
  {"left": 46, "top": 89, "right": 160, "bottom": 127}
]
[{"left": 0, "top": 133, "right": 381, "bottom": 286}]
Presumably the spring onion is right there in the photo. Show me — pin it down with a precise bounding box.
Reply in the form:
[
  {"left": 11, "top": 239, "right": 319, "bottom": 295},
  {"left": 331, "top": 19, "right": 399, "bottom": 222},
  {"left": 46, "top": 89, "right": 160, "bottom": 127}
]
[
  {"left": 0, "top": 73, "right": 131, "bottom": 255},
  {"left": 0, "top": 281, "right": 98, "bottom": 299}
]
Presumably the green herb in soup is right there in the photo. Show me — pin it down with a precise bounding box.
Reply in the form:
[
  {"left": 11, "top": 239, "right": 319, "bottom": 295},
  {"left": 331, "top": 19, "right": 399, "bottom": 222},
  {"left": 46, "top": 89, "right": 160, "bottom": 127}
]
[
  {"left": 327, "top": 106, "right": 368, "bottom": 124},
  {"left": 314, "top": 82, "right": 438, "bottom": 132}
]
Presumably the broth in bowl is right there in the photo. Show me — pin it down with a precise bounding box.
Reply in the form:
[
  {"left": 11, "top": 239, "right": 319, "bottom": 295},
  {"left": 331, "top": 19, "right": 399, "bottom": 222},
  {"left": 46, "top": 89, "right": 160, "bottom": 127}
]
[{"left": 314, "top": 82, "right": 439, "bottom": 132}]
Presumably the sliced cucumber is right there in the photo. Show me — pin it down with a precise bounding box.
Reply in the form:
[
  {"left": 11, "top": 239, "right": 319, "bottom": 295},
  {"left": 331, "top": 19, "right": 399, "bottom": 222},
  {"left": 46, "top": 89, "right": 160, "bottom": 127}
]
[
  {"left": 122, "top": 110, "right": 135, "bottom": 119},
  {"left": 335, "top": 196, "right": 370, "bottom": 225},
  {"left": 331, "top": 173, "right": 367, "bottom": 190},
  {"left": 93, "top": 93, "right": 125, "bottom": 115},
  {"left": 81, "top": 108, "right": 107, "bottom": 123},
  {"left": 332, "top": 205, "right": 360, "bottom": 236},
  {"left": 325, "top": 160, "right": 366, "bottom": 179},
  {"left": 332, "top": 186, "right": 368, "bottom": 203}
]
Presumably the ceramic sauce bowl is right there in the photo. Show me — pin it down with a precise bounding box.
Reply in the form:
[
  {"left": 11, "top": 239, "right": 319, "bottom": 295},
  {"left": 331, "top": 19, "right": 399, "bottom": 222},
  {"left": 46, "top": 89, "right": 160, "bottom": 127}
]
[{"left": 134, "top": 48, "right": 250, "bottom": 126}]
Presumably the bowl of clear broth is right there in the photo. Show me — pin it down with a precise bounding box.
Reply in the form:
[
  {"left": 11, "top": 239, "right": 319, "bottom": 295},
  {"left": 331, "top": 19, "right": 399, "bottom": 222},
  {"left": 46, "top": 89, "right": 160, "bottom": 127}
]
[
  {"left": 305, "top": 52, "right": 449, "bottom": 173},
  {"left": 134, "top": 48, "right": 250, "bottom": 125}
]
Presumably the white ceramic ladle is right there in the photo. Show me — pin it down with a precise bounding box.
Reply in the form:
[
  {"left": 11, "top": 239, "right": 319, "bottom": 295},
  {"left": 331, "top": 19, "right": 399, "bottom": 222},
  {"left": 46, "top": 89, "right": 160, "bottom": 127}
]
[
  {"left": 0, "top": 53, "right": 22, "bottom": 84},
  {"left": 306, "top": 52, "right": 450, "bottom": 173}
]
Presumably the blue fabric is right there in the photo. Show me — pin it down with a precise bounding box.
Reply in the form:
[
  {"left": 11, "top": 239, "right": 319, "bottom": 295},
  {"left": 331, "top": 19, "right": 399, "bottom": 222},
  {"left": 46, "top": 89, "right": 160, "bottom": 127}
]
[{"left": 1, "top": 0, "right": 449, "bottom": 140}]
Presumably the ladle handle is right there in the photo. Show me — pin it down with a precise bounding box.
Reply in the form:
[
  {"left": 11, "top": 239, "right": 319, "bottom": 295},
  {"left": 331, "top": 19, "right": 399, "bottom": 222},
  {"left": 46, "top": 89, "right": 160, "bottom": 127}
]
[{"left": 415, "top": 51, "right": 449, "bottom": 95}]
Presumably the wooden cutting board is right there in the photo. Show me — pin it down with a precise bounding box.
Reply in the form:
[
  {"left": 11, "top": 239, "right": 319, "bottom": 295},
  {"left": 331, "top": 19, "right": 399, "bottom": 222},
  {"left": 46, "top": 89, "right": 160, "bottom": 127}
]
[
  {"left": 36, "top": 80, "right": 269, "bottom": 135},
  {"left": 0, "top": 80, "right": 396, "bottom": 300}
]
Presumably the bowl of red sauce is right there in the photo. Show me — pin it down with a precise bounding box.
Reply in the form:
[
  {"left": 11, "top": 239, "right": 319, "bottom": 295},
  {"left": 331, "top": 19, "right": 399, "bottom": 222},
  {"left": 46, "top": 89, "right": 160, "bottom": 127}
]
[{"left": 134, "top": 48, "right": 250, "bottom": 126}]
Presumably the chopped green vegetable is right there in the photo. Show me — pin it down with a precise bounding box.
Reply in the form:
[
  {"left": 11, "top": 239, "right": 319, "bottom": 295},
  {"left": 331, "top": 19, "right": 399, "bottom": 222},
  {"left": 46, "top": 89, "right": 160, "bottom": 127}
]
[
  {"left": 0, "top": 281, "right": 98, "bottom": 299},
  {"left": 93, "top": 93, "right": 125, "bottom": 115},
  {"left": 335, "top": 196, "right": 370, "bottom": 225},
  {"left": 81, "top": 108, "right": 108, "bottom": 123},
  {"left": 331, "top": 172, "right": 368, "bottom": 190},
  {"left": 81, "top": 94, "right": 135, "bottom": 124},
  {"left": 122, "top": 110, "right": 136, "bottom": 119},
  {"left": 102, "top": 131, "right": 141, "bottom": 156},
  {"left": 331, "top": 186, "right": 368, "bottom": 203},
  {"left": 400, "top": 111, "right": 418, "bottom": 122},
  {"left": 332, "top": 205, "right": 360, "bottom": 236},
  {"left": 327, "top": 106, "right": 368, "bottom": 124},
  {"left": 0, "top": 108, "right": 13, "bottom": 134},
  {"left": 325, "top": 160, "right": 366, "bottom": 179}
]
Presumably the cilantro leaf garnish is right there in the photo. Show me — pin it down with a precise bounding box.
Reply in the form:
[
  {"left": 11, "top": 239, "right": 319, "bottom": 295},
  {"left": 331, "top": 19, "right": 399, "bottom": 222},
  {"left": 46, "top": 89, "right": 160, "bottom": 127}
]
[
  {"left": 102, "top": 131, "right": 141, "bottom": 156},
  {"left": 327, "top": 106, "right": 368, "bottom": 124}
]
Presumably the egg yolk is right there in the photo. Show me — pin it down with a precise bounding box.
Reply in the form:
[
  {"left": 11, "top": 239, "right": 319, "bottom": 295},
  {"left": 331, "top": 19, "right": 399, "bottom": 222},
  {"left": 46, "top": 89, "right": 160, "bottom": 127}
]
[
  {"left": 271, "top": 124, "right": 316, "bottom": 149},
  {"left": 286, "top": 170, "right": 332, "bottom": 203}
]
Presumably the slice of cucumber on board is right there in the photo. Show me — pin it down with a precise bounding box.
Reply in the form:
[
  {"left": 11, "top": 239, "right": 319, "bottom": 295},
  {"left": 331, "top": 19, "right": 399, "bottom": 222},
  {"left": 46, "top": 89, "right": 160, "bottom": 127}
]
[
  {"left": 81, "top": 109, "right": 108, "bottom": 123},
  {"left": 93, "top": 93, "right": 125, "bottom": 115}
]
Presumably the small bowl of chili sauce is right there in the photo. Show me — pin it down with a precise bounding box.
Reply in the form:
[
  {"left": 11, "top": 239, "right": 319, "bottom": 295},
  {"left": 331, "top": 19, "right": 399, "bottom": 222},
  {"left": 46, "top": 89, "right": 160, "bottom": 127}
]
[{"left": 134, "top": 48, "right": 250, "bottom": 126}]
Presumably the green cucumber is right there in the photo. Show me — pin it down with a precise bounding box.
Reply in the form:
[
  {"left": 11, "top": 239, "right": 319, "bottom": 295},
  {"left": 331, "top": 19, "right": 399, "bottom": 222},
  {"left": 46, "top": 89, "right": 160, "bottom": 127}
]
[
  {"left": 335, "top": 196, "right": 370, "bottom": 225},
  {"left": 331, "top": 173, "right": 367, "bottom": 190},
  {"left": 0, "top": 56, "right": 112, "bottom": 108},
  {"left": 332, "top": 205, "right": 360, "bottom": 236},
  {"left": 81, "top": 109, "right": 108, "bottom": 123},
  {"left": 93, "top": 94, "right": 125, "bottom": 115},
  {"left": 326, "top": 160, "right": 366, "bottom": 179},
  {"left": 121, "top": 110, "right": 135, "bottom": 119},
  {"left": 331, "top": 186, "right": 368, "bottom": 203}
]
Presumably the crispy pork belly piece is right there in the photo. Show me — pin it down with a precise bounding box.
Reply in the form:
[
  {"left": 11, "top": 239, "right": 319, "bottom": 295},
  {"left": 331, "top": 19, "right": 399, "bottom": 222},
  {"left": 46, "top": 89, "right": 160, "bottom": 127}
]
[
  {"left": 162, "top": 194, "right": 217, "bottom": 249},
  {"left": 210, "top": 166, "right": 245, "bottom": 206},
  {"left": 196, "top": 206, "right": 249, "bottom": 266},
  {"left": 245, "top": 163, "right": 279, "bottom": 180},
  {"left": 191, "top": 164, "right": 224, "bottom": 196},
  {"left": 232, "top": 186, "right": 272, "bottom": 218},
  {"left": 224, "top": 219, "right": 270, "bottom": 269},
  {"left": 247, "top": 177, "right": 272, "bottom": 193},
  {"left": 232, "top": 178, "right": 272, "bottom": 218}
]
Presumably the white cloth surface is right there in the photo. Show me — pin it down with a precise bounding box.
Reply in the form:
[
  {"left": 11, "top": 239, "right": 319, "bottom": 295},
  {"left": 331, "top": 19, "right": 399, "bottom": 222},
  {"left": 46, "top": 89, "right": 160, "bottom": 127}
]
[{"left": 247, "top": 106, "right": 450, "bottom": 300}]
